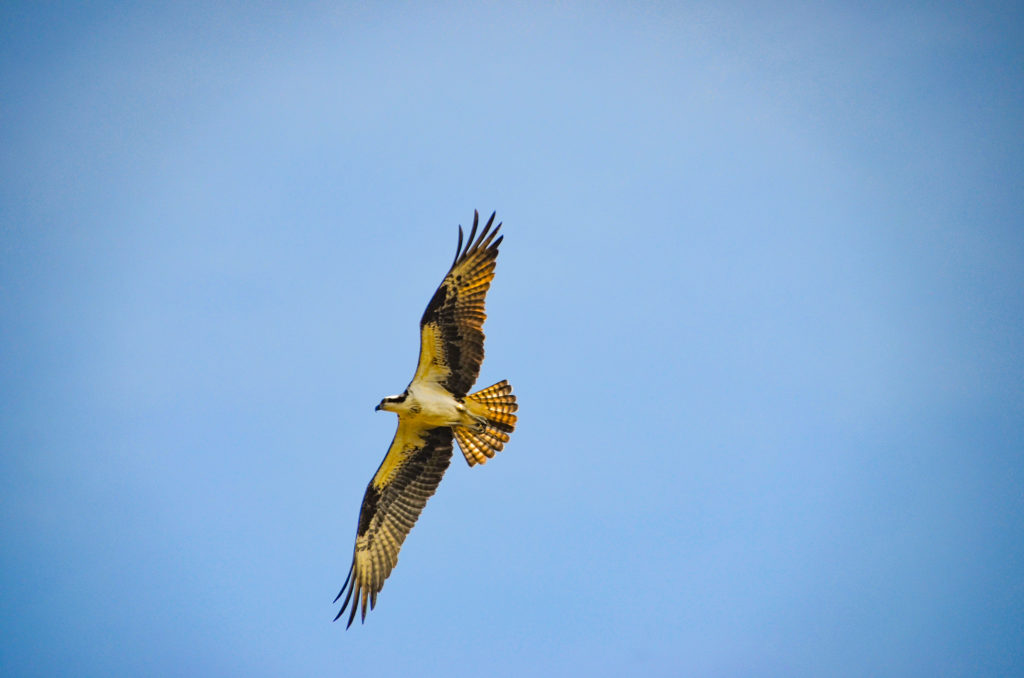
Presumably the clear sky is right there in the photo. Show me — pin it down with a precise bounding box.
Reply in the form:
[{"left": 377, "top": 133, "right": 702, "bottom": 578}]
[{"left": 2, "top": 2, "right": 1022, "bottom": 676}]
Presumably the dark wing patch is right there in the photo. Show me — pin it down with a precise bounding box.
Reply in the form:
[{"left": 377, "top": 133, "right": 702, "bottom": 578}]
[
  {"left": 414, "top": 211, "right": 503, "bottom": 396},
  {"left": 334, "top": 425, "right": 454, "bottom": 627}
]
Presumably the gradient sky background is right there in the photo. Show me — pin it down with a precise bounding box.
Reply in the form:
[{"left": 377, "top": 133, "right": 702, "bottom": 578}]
[{"left": 2, "top": 2, "right": 1022, "bottom": 676}]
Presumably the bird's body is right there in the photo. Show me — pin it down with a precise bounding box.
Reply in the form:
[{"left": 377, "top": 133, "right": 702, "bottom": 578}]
[
  {"left": 335, "top": 211, "right": 516, "bottom": 627},
  {"left": 380, "top": 382, "right": 477, "bottom": 427}
]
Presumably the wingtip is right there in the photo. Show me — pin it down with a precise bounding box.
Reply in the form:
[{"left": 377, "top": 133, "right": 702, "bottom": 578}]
[
  {"left": 333, "top": 563, "right": 357, "bottom": 625},
  {"left": 334, "top": 563, "right": 353, "bottom": 604},
  {"left": 466, "top": 211, "right": 479, "bottom": 251},
  {"left": 347, "top": 595, "right": 360, "bottom": 627},
  {"left": 451, "top": 210, "right": 502, "bottom": 267},
  {"left": 453, "top": 225, "right": 465, "bottom": 267},
  {"left": 478, "top": 212, "right": 502, "bottom": 251}
]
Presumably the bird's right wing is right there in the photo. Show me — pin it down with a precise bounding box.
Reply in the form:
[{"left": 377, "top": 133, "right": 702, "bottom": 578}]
[{"left": 334, "top": 422, "right": 454, "bottom": 627}]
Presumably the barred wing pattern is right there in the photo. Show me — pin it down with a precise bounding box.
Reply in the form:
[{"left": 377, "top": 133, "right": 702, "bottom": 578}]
[
  {"left": 413, "top": 211, "right": 503, "bottom": 397},
  {"left": 334, "top": 425, "right": 454, "bottom": 627}
]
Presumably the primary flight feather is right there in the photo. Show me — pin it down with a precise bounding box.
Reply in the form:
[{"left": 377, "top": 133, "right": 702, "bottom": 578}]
[{"left": 334, "top": 211, "right": 517, "bottom": 627}]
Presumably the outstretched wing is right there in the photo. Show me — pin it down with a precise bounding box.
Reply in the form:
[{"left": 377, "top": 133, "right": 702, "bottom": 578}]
[
  {"left": 334, "top": 423, "right": 453, "bottom": 627},
  {"left": 412, "top": 211, "right": 503, "bottom": 397}
]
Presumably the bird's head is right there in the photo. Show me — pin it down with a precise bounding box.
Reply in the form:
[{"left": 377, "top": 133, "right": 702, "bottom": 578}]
[{"left": 376, "top": 393, "right": 407, "bottom": 412}]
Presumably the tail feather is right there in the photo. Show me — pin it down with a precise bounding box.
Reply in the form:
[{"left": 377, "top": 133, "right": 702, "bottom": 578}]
[{"left": 456, "top": 380, "right": 518, "bottom": 466}]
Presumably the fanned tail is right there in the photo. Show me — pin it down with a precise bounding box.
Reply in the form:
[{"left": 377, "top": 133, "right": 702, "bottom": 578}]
[{"left": 455, "top": 380, "right": 518, "bottom": 466}]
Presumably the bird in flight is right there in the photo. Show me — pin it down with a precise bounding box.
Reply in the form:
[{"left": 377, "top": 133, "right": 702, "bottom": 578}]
[{"left": 334, "top": 211, "right": 517, "bottom": 627}]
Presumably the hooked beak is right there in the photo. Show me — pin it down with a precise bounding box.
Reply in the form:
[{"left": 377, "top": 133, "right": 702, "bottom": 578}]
[{"left": 374, "top": 403, "right": 381, "bottom": 411}]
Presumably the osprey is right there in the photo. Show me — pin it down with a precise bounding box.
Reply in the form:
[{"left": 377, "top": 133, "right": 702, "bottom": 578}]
[{"left": 334, "top": 211, "right": 517, "bottom": 627}]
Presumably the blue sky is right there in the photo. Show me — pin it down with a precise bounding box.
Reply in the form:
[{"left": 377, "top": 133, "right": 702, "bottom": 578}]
[{"left": 2, "top": 2, "right": 1022, "bottom": 676}]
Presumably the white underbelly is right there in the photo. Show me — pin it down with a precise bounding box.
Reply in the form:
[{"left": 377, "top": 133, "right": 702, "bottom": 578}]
[{"left": 408, "top": 383, "right": 463, "bottom": 426}]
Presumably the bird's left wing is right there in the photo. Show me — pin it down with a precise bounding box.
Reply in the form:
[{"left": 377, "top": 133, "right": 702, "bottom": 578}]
[
  {"left": 412, "top": 211, "right": 503, "bottom": 397},
  {"left": 334, "top": 422, "right": 454, "bottom": 627}
]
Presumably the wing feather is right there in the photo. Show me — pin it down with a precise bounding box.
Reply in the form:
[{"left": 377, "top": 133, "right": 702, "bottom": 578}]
[
  {"left": 334, "top": 423, "right": 453, "bottom": 627},
  {"left": 413, "top": 211, "right": 504, "bottom": 396}
]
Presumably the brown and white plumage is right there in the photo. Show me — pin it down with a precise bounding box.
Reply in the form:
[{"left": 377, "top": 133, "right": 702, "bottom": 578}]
[
  {"left": 412, "top": 212, "right": 504, "bottom": 395},
  {"left": 335, "top": 211, "right": 517, "bottom": 627}
]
